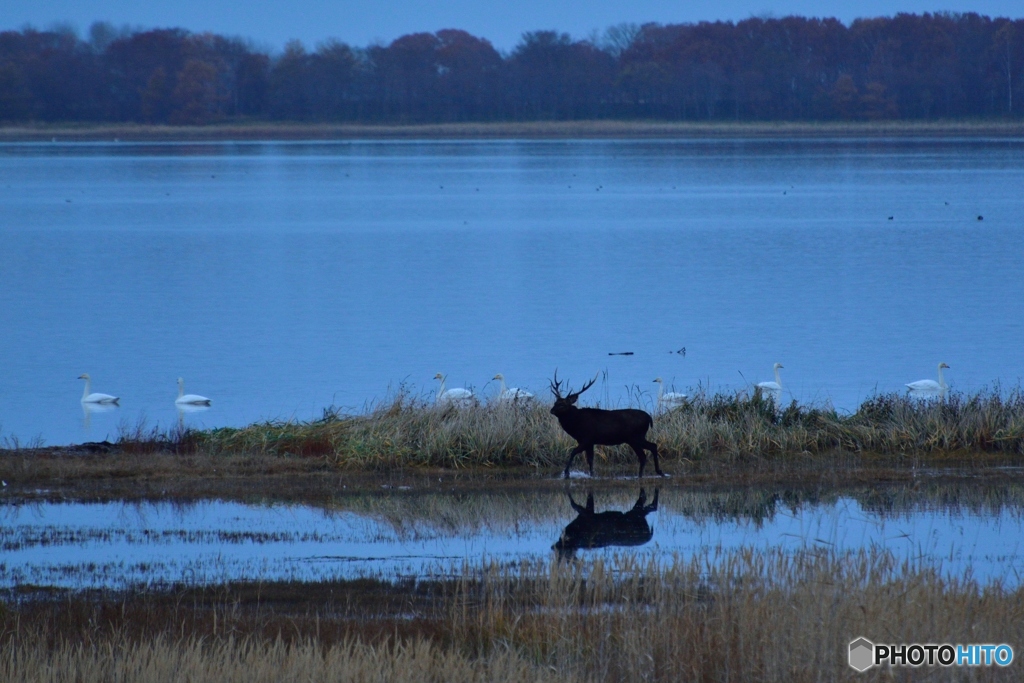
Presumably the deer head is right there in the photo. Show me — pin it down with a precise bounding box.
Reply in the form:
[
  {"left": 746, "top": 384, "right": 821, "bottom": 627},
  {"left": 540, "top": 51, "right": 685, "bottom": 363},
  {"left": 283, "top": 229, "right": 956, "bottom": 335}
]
[{"left": 549, "top": 370, "right": 596, "bottom": 417}]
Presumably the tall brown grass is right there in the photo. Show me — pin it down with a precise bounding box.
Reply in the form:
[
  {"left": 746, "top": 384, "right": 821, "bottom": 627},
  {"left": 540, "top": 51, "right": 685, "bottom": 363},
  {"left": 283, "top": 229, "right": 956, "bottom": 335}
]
[
  {"left": 183, "top": 392, "right": 571, "bottom": 468},
  {"left": 168, "top": 388, "right": 1024, "bottom": 470},
  {"left": 450, "top": 549, "right": 1023, "bottom": 681},
  {"left": 3, "top": 635, "right": 570, "bottom": 683},
  {"left": 4, "top": 547, "right": 1020, "bottom": 682}
]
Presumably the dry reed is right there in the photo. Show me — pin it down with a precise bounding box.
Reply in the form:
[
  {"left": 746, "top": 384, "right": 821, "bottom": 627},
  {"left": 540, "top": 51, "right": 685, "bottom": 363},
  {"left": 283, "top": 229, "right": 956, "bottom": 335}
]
[
  {"left": 449, "top": 549, "right": 1024, "bottom": 681},
  {"left": 4, "top": 546, "right": 1021, "bottom": 682},
  {"left": 3, "top": 635, "right": 571, "bottom": 683},
  {"left": 171, "top": 388, "right": 1024, "bottom": 470}
]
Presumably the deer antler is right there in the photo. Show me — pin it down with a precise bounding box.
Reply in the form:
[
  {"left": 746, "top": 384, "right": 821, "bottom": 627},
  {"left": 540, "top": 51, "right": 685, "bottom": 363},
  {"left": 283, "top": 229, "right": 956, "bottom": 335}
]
[
  {"left": 568, "top": 374, "right": 598, "bottom": 400},
  {"left": 550, "top": 369, "right": 563, "bottom": 398}
]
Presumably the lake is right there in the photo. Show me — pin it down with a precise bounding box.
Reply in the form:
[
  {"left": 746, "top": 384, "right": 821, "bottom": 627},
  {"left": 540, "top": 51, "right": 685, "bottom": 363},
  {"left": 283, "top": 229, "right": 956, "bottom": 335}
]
[{"left": 2, "top": 138, "right": 1023, "bottom": 445}]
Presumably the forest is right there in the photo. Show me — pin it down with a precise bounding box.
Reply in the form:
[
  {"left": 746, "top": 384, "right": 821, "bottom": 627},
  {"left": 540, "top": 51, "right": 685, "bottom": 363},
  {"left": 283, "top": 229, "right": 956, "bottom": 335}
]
[{"left": 0, "top": 12, "right": 1022, "bottom": 124}]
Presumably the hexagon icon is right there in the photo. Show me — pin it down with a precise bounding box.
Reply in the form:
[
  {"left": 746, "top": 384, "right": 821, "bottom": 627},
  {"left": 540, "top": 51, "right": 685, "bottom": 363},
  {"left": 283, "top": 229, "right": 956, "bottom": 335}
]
[{"left": 849, "top": 637, "right": 875, "bottom": 672}]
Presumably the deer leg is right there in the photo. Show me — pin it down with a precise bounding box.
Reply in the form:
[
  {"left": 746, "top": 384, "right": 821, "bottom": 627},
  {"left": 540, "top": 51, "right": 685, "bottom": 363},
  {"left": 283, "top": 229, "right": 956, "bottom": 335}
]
[
  {"left": 585, "top": 446, "right": 595, "bottom": 477},
  {"left": 644, "top": 439, "right": 666, "bottom": 477},
  {"left": 563, "top": 444, "right": 586, "bottom": 479},
  {"left": 629, "top": 441, "right": 648, "bottom": 478},
  {"left": 646, "top": 489, "right": 660, "bottom": 513}
]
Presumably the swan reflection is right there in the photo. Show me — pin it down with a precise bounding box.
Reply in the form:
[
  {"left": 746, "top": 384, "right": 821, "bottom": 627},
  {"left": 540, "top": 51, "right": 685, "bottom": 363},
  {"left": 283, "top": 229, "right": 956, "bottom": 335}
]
[
  {"left": 554, "top": 488, "right": 659, "bottom": 559},
  {"left": 177, "top": 403, "right": 210, "bottom": 430},
  {"left": 176, "top": 403, "right": 210, "bottom": 415},
  {"left": 81, "top": 400, "right": 118, "bottom": 430}
]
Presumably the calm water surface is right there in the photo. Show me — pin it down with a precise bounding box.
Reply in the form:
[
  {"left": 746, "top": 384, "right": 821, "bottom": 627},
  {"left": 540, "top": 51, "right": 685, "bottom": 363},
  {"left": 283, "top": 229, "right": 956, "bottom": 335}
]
[
  {"left": 2, "top": 483, "right": 1021, "bottom": 589},
  {"left": 2, "top": 138, "right": 1023, "bottom": 444}
]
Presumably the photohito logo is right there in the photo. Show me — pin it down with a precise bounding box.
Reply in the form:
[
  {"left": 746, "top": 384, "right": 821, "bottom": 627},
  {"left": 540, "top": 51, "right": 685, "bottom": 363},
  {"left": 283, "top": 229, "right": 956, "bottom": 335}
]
[
  {"left": 849, "top": 638, "right": 875, "bottom": 672},
  {"left": 849, "top": 637, "right": 1014, "bottom": 671}
]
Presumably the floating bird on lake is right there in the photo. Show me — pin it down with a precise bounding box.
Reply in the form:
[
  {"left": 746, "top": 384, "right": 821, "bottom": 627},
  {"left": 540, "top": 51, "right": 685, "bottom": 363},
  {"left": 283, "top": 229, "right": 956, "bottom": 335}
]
[
  {"left": 756, "top": 363, "right": 784, "bottom": 401},
  {"left": 434, "top": 373, "right": 474, "bottom": 406},
  {"left": 176, "top": 377, "right": 211, "bottom": 406},
  {"left": 78, "top": 373, "right": 119, "bottom": 404},
  {"left": 906, "top": 363, "right": 950, "bottom": 398},
  {"left": 653, "top": 378, "right": 687, "bottom": 407},
  {"left": 493, "top": 374, "right": 533, "bottom": 402}
]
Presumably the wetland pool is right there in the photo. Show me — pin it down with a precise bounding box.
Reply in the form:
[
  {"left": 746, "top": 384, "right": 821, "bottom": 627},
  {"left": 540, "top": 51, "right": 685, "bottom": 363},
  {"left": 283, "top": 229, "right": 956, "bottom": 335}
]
[{"left": 2, "top": 481, "right": 1022, "bottom": 590}]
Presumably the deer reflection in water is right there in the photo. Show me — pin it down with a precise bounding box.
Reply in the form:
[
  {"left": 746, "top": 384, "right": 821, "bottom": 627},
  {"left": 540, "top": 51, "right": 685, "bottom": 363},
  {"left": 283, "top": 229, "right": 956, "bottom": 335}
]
[{"left": 553, "top": 488, "right": 659, "bottom": 559}]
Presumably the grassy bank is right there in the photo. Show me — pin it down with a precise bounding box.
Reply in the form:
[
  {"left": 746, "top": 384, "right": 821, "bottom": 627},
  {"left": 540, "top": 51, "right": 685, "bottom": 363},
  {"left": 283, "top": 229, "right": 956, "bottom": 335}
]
[
  {"left": 3, "top": 390, "right": 1024, "bottom": 487},
  {"left": 3, "top": 119, "right": 1024, "bottom": 142},
  {"left": 3, "top": 546, "right": 1020, "bottom": 682},
  {"left": 182, "top": 389, "right": 1024, "bottom": 468}
]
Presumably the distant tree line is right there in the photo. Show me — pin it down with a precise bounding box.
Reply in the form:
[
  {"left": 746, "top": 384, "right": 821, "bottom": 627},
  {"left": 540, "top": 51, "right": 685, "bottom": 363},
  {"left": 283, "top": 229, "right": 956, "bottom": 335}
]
[{"left": 1, "top": 13, "right": 1022, "bottom": 124}]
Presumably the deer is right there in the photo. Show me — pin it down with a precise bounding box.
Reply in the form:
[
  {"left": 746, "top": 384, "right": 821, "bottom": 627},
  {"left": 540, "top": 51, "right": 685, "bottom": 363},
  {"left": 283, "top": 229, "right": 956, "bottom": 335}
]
[
  {"left": 549, "top": 372, "right": 666, "bottom": 479},
  {"left": 553, "top": 488, "right": 659, "bottom": 559}
]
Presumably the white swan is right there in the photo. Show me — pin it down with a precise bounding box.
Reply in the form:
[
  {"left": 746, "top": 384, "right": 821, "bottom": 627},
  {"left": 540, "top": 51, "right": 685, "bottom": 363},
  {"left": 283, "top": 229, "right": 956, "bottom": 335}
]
[
  {"left": 78, "top": 373, "right": 119, "bottom": 404},
  {"left": 434, "top": 373, "right": 474, "bottom": 406},
  {"left": 653, "top": 377, "right": 687, "bottom": 407},
  {"left": 494, "top": 374, "right": 533, "bottom": 401},
  {"left": 176, "top": 377, "right": 211, "bottom": 406},
  {"left": 906, "top": 363, "right": 950, "bottom": 397},
  {"left": 756, "top": 363, "right": 784, "bottom": 400}
]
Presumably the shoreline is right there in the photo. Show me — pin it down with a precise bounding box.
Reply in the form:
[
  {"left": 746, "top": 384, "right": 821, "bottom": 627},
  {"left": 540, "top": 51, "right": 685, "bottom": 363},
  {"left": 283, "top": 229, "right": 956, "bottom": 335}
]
[
  {"left": 3, "top": 388, "right": 1023, "bottom": 492},
  {"left": 3, "top": 119, "right": 1024, "bottom": 142},
  {"left": 1, "top": 446, "right": 1020, "bottom": 500}
]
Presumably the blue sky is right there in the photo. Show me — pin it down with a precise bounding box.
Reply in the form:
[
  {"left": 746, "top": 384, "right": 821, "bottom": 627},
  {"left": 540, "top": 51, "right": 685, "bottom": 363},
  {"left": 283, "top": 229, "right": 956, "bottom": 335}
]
[{"left": 4, "top": 1, "right": 1023, "bottom": 52}]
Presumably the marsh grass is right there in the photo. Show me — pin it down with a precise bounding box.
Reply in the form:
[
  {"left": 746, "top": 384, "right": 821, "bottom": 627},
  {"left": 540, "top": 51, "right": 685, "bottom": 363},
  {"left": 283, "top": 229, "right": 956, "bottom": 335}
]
[
  {"left": 646, "top": 387, "right": 1024, "bottom": 469},
  {"left": 4, "top": 547, "right": 1021, "bottom": 682},
  {"left": 450, "top": 549, "right": 1024, "bottom": 681},
  {"left": 171, "top": 388, "right": 1024, "bottom": 471},
  {"left": 5, "top": 389, "right": 1024, "bottom": 487},
  {"left": 2, "top": 635, "right": 568, "bottom": 683},
  {"left": 184, "top": 391, "right": 574, "bottom": 470}
]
